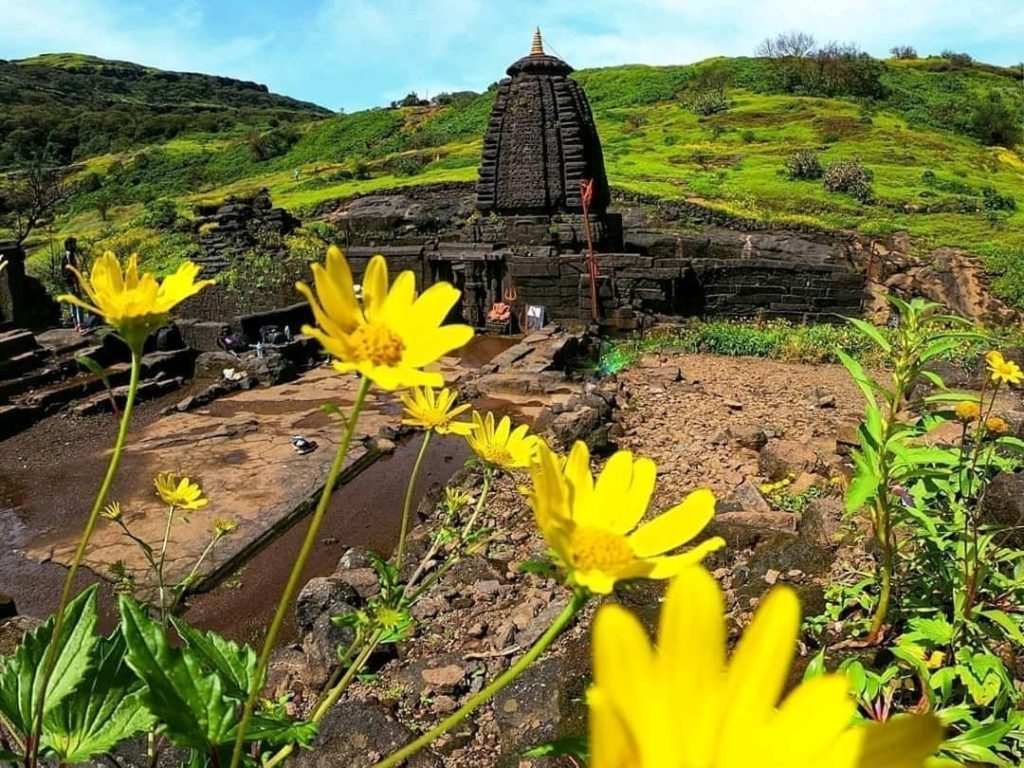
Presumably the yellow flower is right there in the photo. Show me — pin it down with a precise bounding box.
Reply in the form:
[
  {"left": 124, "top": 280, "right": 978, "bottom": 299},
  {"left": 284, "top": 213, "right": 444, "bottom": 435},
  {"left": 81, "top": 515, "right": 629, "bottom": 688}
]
[
  {"left": 444, "top": 486, "right": 473, "bottom": 512},
  {"left": 954, "top": 400, "right": 981, "bottom": 423},
  {"left": 588, "top": 566, "right": 944, "bottom": 768},
  {"left": 465, "top": 411, "right": 539, "bottom": 469},
  {"left": 100, "top": 502, "right": 123, "bottom": 522},
  {"left": 524, "top": 440, "right": 725, "bottom": 594},
  {"left": 154, "top": 473, "right": 208, "bottom": 510},
  {"left": 297, "top": 247, "right": 474, "bottom": 390},
  {"left": 400, "top": 386, "right": 473, "bottom": 435},
  {"left": 986, "top": 351, "right": 1023, "bottom": 386},
  {"left": 984, "top": 415, "right": 1010, "bottom": 436},
  {"left": 213, "top": 517, "right": 237, "bottom": 537},
  {"left": 58, "top": 251, "right": 213, "bottom": 352}
]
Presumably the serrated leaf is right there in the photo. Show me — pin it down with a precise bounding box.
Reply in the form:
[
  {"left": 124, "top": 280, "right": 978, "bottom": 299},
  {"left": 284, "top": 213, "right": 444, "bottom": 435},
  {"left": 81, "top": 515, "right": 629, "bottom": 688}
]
[
  {"left": 246, "top": 714, "right": 317, "bottom": 749},
  {"left": 0, "top": 586, "right": 99, "bottom": 736},
  {"left": 119, "top": 596, "right": 235, "bottom": 750},
  {"left": 170, "top": 618, "right": 259, "bottom": 701},
  {"left": 41, "top": 630, "right": 155, "bottom": 763}
]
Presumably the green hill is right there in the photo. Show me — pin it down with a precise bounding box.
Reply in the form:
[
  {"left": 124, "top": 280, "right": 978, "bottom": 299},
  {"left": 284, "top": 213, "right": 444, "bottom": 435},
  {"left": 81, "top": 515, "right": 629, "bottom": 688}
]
[
  {"left": 0, "top": 53, "right": 331, "bottom": 166},
  {"left": 10, "top": 52, "right": 1024, "bottom": 307}
]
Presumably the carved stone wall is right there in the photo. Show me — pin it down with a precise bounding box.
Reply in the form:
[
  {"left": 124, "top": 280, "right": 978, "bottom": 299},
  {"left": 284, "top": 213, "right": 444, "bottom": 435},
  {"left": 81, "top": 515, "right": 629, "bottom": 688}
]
[{"left": 476, "top": 53, "right": 610, "bottom": 215}]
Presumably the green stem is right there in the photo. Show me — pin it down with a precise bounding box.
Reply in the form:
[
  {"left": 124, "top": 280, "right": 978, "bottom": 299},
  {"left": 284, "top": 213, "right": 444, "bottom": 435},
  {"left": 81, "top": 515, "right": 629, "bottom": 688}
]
[
  {"left": 395, "top": 430, "right": 433, "bottom": 570},
  {"left": 28, "top": 351, "right": 143, "bottom": 768},
  {"left": 460, "top": 467, "right": 493, "bottom": 538},
  {"left": 869, "top": 531, "right": 893, "bottom": 640},
  {"left": 156, "top": 505, "right": 176, "bottom": 625},
  {"left": 170, "top": 533, "right": 222, "bottom": 614},
  {"left": 373, "top": 590, "right": 589, "bottom": 768},
  {"left": 228, "top": 377, "right": 371, "bottom": 768}
]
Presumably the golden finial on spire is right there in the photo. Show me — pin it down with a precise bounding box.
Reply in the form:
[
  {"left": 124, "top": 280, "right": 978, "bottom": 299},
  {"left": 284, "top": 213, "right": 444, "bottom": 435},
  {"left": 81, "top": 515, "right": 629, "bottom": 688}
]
[{"left": 531, "top": 26, "right": 544, "bottom": 56}]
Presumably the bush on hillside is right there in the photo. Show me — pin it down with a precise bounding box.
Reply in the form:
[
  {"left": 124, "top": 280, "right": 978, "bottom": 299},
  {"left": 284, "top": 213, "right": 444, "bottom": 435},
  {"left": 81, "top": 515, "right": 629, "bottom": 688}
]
[
  {"left": 824, "top": 158, "right": 874, "bottom": 202},
  {"left": 970, "top": 90, "right": 1023, "bottom": 147},
  {"left": 942, "top": 50, "right": 974, "bottom": 69},
  {"left": 982, "top": 186, "right": 1017, "bottom": 213},
  {"left": 691, "top": 89, "right": 728, "bottom": 116},
  {"left": 136, "top": 198, "right": 179, "bottom": 230},
  {"left": 783, "top": 149, "right": 823, "bottom": 180},
  {"left": 755, "top": 33, "right": 887, "bottom": 99},
  {"left": 890, "top": 45, "right": 918, "bottom": 60}
]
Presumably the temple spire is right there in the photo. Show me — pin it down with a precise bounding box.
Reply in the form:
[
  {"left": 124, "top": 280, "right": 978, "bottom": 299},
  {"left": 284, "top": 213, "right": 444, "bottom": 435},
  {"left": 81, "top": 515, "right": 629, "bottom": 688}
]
[{"left": 530, "top": 26, "right": 544, "bottom": 56}]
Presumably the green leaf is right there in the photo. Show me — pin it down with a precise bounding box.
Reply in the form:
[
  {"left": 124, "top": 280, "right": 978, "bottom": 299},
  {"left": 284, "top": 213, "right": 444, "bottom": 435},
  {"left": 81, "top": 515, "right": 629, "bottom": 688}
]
[
  {"left": 837, "top": 350, "right": 877, "bottom": 407},
  {"left": 246, "top": 714, "right": 317, "bottom": 749},
  {"left": 944, "top": 721, "right": 1013, "bottom": 764},
  {"left": 848, "top": 318, "right": 892, "bottom": 353},
  {"left": 41, "top": 631, "right": 155, "bottom": 763},
  {"left": 0, "top": 586, "right": 99, "bottom": 736},
  {"left": 522, "top": 735, "right": 588, "bottom": 760},
  {"left": 170, "top": 618, "right": 259, "bottom": 701},
  {"left": 119, "top": 596, "right": 235, "bottom": 750},
  {"left": 907, "top": 615, "right": 955, "bottom": 645},
  {"left": 980, "top": 610, "right": 1024, "bottom": 646}
]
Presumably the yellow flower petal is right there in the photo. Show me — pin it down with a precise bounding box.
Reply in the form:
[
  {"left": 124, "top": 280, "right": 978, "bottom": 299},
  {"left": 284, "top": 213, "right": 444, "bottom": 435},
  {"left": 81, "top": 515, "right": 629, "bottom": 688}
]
[
  {"left": 854, "top": 716, "right": 945, "bottom": 768},
  {"left": 720, "top": 584, "right": 800, "bottom": 750},
  {"left": 657, "top": 566, "right": 726, "bottom": 767},
  {"left": 628, "top": 487, "right": 717, "bottom": 557}
]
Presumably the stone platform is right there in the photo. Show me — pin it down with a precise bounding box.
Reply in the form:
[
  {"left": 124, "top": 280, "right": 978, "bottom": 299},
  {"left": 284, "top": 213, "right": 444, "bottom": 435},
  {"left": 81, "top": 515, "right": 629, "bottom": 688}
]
[{"left": 23, "top": 362, "right": 464, "bottom": 596}]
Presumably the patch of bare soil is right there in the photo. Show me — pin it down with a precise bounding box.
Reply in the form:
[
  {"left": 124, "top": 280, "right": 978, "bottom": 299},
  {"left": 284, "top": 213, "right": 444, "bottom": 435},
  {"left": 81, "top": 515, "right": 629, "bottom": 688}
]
[{"left": 285, "top": 353, "right": 887, "bottom": 767}]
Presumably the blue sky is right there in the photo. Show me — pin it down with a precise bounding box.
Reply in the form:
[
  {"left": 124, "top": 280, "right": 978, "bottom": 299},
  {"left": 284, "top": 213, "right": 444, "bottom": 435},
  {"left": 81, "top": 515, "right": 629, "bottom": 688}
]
[{"left": 1, "top": 0, "right": 1021, "bottom": 111}]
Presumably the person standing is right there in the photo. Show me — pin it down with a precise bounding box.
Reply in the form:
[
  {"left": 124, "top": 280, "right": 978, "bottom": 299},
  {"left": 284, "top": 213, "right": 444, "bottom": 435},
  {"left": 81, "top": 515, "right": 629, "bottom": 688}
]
[{"left": 62, "top": 237, "right": 85, "bottom": 332}]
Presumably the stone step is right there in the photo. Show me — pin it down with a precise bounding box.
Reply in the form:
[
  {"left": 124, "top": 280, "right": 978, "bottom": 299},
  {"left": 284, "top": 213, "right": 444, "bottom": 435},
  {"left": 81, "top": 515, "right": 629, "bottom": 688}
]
[
  {"left": 0, "top": 347, "right": 52, "bottom": 380},
  {"left": 71, "top": 376, "right": 185, "bottom": 417},
  {"left": 0, "top": 329, "right": 39, "bottom": 360},
  {"left": 0, "top": 357, "right": 81, "bottom": 403},
  {"left": 0, "top": 403, "right": 41, "bottom": 441},
  {"left": 13, "top": 362, "right": 133, "bottom": 411}
]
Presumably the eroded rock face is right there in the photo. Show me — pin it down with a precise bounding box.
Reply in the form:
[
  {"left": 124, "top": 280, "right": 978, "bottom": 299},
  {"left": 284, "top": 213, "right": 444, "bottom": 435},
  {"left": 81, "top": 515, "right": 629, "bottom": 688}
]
[
  {"left": 293, "top": 701, "right": 442, "bottom": 768},
  {"left": 982, "top": 472, "right": 1024, "bottom": 548}
]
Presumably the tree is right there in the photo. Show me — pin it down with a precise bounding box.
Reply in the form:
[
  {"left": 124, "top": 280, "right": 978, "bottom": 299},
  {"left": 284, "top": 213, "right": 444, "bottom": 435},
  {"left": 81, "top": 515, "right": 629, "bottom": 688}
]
[
  {"left": 890, "top": 45, "right": 917, "bottom": 59},
  {"left": 970, "top": 90, "right": 1023, "bottom": 147},
  {"left": 0, "top": 149, "right": 71, "bottom": 247},
  {"left": 756, "top": 31, "right": 817, "bottom": 59}
]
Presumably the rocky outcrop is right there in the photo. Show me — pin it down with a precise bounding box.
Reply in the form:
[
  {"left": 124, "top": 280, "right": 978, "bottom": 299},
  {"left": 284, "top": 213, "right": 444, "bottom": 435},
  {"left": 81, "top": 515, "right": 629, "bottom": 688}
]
[{"left": 855, "top": 235, "right": 1018, "bottom": 325}]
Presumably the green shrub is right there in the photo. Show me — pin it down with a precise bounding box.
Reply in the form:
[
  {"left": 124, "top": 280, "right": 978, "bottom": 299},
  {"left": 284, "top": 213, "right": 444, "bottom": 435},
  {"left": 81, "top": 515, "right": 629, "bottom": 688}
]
[
  {"left": 824, "top": 158, "right": 874, "bottom": 202},
  {"left": 136, "top": 198, "right": 179, "bottom": 230},
  {"left": 970, "top": 90, "right": 1023, "bottom": 147},
  {"left": 783, "top": 149, "right": 823, "bottom": 180},
  {"left": 691, "top": 89, "right": 728, "bottom": 116}
]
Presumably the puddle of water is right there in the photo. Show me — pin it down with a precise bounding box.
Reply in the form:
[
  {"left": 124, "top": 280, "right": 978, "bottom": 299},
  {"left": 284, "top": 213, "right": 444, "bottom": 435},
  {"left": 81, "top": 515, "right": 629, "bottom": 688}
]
[
  {"left": 183, "top": 432, "right": 472, "bottom": 644},
  {"left": 455, "top": 335, "right": 522, "bottom": 368}
]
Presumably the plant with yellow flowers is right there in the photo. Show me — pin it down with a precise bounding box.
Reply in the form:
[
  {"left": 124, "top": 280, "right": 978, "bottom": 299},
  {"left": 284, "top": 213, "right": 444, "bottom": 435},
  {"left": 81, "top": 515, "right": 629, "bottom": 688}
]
[
  {"left": 588, "top": 566, "right": 943, "bottom": 768},
  {"left": 375, "top": 436, "right": 724, "bottom": 768},
  {"left": 6, "top": 252, "right": 215, "bottom": 768},
  {"left": 822, "top": 295, "right": 1024, "bottom": 763},
  {"left": 97, "top": 473, "right": 232, "bottom": 625}
]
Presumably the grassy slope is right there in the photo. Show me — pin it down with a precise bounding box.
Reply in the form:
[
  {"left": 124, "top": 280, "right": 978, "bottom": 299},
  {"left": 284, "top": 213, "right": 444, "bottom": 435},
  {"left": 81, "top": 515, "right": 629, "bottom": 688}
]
[{"left": 34, "top": 55, "right": 1024, "bottom": 296}]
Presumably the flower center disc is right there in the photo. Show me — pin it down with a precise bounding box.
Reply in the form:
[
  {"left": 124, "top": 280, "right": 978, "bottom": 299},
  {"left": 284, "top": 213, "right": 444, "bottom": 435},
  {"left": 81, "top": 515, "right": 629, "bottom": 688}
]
[
  {"left": 570, "top": 526, "right": 634, "bottom": 573},
  {"left": 351, "top": 322, "right": 405, "bottom": 366}
]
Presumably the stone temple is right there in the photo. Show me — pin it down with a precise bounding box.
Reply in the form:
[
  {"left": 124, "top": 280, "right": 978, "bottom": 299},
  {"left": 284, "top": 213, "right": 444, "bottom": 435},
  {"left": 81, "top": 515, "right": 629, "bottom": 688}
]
[
  {"left": 174, "top": 29, "right": 865, "bottom": 335},
  {"left": 477, "top": 29, "right": 611, "bottom": 217}
]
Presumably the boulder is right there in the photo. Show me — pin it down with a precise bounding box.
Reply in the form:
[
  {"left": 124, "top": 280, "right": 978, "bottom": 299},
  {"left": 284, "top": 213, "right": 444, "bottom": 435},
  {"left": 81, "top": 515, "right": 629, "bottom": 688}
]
[
  {"left": 759, "top": 440, "right": 824, "bottom": 480},
  {"left": 981, "top": 473, "right": 1024, "bottom": 548},
  {"left": 296, "top": 576, "right": 360, "bottom": 687},
  {"left": 294, "top": 700, "right": 442, "bottom": 768}
]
